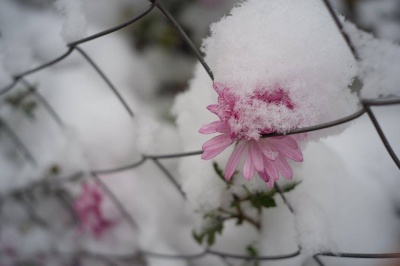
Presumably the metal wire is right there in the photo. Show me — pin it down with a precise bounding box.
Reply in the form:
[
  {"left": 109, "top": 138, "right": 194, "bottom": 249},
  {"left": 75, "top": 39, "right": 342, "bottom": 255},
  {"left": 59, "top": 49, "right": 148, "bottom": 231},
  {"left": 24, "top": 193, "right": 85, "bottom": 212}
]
[
  {"left": 0, "top": 118, "right": 37, "bottom": 166},
  {"left": 0, "top": 0, "right": 399, "bottom": 264},
  {"left": 321, "top": 0, "right": 359, "bottom": 60},
  {"left": 19, "top": 78, "right": 65, "bottom": 128},
  {"left": 74, "top": 47, "right": 135, "bottom": 118}
]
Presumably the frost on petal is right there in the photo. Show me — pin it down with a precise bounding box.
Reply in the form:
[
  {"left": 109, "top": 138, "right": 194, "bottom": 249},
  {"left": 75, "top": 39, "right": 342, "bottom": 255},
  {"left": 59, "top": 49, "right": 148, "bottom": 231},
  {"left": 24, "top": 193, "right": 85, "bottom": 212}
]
[
  {"left": 207, "top": 104, "right": 220, "bottom": 115},
  {"left": 201, "top": 133, "right": 233, "bottom": 160},
  {"left": 258, "top": 140, "right": 279, "bottom": 161},
  {"left": 225, "top": 140, "right": 247, "bottom": 180},
  {"left": 213, "top": 82, "right": 225, "bottom": 93}
]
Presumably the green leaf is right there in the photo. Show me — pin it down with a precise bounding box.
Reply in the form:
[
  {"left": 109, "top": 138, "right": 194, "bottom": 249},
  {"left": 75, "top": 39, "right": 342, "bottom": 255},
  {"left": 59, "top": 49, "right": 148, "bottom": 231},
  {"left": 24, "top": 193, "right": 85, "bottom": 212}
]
[
  {"left": 259, "top": 196, "right": 276, "bottom": 208},
  {"left": 203, "top": 211, "right": 217, "bottom": 219},
  {"left": 213, "top": 161, "right": 236, "bottom": 189},
  {"left": 207, "top": 231, "right": 216, "bottom": 246},
  {"left": 22, "top": 101, "right": 37, "bottom": 119},
  {"left": 208, "top": 222, "right": 224, "bottom": 246},
  {"left": 192, "top": 220, "right": 224, "bottom": 246},
  {"left": 192, "top": 230, "right": 204, "bottom": 245},
  {"left": 281, "top": 181, "right": 302, "bottom": 193},
  {"left": 213, "top": 161, "right": 225, "bottom": 181},
  {"left": 48, "top": 165, "right": 61, "bottom": 176},
  {"left": 246, "top": 244, "right": 260, "bottom": 266},
  {"left": 230, "top": 201, "right": 239, "bottom": 208},
  {"left": 213, "top": 161, "right": 238, "bottom": 188},
  {"left": 249, "top": 194, "right": 276, "bottom": 209},
  {"left": 246, "top": 245, "right": 259, "bottom": 257}
]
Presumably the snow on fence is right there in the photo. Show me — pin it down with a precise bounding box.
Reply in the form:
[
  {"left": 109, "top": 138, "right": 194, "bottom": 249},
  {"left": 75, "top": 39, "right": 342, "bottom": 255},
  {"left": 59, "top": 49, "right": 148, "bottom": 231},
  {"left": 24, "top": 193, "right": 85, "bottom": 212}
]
[{"left": 0, "top": 0, "right": 399, "bottom": 265}]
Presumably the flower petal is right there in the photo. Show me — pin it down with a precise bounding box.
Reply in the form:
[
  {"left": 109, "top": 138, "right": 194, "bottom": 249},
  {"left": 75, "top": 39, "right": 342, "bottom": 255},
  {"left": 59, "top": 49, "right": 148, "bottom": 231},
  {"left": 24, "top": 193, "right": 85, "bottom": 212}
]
[
  {"left": 225, "top": 140, "right": 247, "bottom": 180},
  {"left": 279, "top": 136, "right": 298, "bottom": 149},
  {"left": 264, "top": 157, "right": 279, "bottom": 181},
  {"left": 258, "top": 140, "right": 279, "bottom": 160},
  {"left": 266, "top": 178, "right": 275, "bottom": 188},
  {"left": 202, "top": 133, "right": 233, "bottom": 150},
  {"left": 250, "top": 140, "right": 264, "bottom": 172},
  {"left": 206, "top": 104, "right": 220, "bottom": 116},
  {"left": 199, "top": 121, "right": 230, "bottom": 134},
  {"left": 243, "top": 146, "right": 255, "bottom": 180},
  {"left": 274, "top": 155, "right": 293, "bottom": 179},
  {"left": 269, "top": 138, "right": 303, "bottom": 162},
  {"left": 213, "top": 82, "right": 225, "bottom": 93},
  {"left": 202, "top": 145, "right": 231, "bottom": 160},
  {"left": 201, "top": 133, "right": 233, "bottom": 160},
  {"left": 258, "top": 170, "right": 270, "bottom": 183}
]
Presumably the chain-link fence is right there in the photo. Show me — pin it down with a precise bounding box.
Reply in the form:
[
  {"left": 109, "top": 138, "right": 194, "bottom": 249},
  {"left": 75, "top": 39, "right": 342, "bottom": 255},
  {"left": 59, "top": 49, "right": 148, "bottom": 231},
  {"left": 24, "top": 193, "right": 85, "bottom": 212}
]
[{"left": 0, "top": 0, "right": 399, "bottom": 265}]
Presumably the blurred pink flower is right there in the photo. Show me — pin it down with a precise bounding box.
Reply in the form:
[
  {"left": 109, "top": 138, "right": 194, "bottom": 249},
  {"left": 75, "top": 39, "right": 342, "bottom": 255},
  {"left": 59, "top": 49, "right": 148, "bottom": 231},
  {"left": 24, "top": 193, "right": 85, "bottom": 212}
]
[
  {"left": 200, "top": 83, "right": 303, "bottom": 187},
  {"left": 73, "top": 183, "right": 115, "bottom": 238}
]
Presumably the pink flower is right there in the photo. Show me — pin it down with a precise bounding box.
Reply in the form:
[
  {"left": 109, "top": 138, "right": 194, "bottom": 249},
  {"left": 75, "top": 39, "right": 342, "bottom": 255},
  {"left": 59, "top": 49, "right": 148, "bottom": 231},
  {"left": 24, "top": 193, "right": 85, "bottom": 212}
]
[
  {"left": 200, "top": 83, "right": 303, "bottom": 187},
  {"left": 73, "top": 183, "right": 115, "bottom": 238}
]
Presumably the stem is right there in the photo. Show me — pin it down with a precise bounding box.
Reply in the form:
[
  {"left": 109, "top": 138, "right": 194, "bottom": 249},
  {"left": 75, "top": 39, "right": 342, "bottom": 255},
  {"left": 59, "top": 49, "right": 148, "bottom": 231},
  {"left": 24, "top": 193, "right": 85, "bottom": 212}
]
[
  {"left": 235, "top": 186, "right": 276, "bottom": 203},
  {"left": 218, "top": 195, "right": 261, "bottom": 231},
  {"left": 233, "top": 194, "right": 261, "bottom": 231}
]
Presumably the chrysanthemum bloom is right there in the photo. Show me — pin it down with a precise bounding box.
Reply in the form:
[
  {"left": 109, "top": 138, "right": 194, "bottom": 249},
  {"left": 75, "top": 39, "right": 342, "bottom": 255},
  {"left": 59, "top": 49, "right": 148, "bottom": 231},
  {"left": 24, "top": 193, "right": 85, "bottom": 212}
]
[
  {"left": 200, "top": 83, "right": 303, "bottom": 187},
  {"left": 73, "top": 183, "right": 115, "bottom": 238}
]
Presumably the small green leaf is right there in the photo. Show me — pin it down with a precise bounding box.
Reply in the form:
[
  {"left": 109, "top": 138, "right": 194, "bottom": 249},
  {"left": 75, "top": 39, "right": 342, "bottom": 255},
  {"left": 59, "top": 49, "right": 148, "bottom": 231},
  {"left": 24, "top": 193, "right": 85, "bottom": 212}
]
[
  {"left": 208, "top": 222, "right": 224, "bottom": 246},
  {"left": 213, "top": 162, "right": 225, "bottom": 181},
  {"left": 22, "top": 101, "right": 37, "bottom": 119},
  {"left": 230, "top": 200, "right": 239, "bottom": 208},
  {"left": 207, "top": 231, "right": 216, "bottom": 246},
  {"left": 192, "top": 220, "right": 224, "bottom": 246},
  {"left": 246, "top": 245, "right": 259, "bottom": 257},
  {"left": 259, "top": 196, "right": 276, "bottom": 208},
  {"left": 48, "top": 165, "right": 60, "bottom": 175},
  {"left": 192, "top": 230, "right": 204, "bottom": 245},
  {"left": 213, "top": 161, "right": 237, "bottom": 188},
  {"left": 249, "top": 194, "right": 276, "bottom": 209},
  {"left": 281, "top": 181, "right": 302, "bottom": 193},
  {"left": 246, "top": 244, "right": 260, "bottom": 266}
]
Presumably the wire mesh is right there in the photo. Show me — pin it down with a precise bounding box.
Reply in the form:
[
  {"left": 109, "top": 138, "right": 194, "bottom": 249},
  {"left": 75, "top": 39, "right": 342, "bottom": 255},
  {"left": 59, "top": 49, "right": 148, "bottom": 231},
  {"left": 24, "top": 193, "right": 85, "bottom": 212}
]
[{"left": 0, "top": 0, "right": 399, "bottom": 265}]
